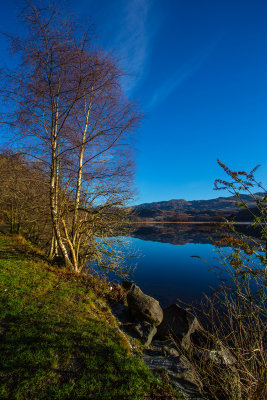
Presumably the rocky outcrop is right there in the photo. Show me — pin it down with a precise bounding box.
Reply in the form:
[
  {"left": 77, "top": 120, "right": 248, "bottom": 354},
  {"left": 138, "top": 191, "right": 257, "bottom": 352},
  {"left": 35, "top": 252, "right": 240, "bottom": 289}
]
[
  {"left": 157, "top": 304, "right": 202, "bottom": 350},
  {"left": 143, "top": 342, "right": 204, "bottom": 400},
  {"left": 122, "top": 282, "right": 163, "bottom": 326},
  {"left": 111, "top": 285, "right": 241, "bottom": 400}
]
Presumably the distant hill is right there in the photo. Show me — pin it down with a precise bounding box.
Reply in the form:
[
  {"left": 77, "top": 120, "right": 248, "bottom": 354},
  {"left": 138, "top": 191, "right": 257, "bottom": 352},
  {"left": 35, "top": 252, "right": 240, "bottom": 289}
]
[{"left": 132, "top": 193, "right": 264, "bottom": 223}]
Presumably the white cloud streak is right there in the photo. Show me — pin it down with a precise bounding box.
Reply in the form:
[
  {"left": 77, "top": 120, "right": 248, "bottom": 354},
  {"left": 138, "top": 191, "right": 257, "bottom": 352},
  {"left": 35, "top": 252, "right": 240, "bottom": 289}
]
[
  {"left": 147, "top": 37, "right": 222, "bottom": 109},
  {"left": 112, "top": 0, "right": 156, "bottom": 94}
]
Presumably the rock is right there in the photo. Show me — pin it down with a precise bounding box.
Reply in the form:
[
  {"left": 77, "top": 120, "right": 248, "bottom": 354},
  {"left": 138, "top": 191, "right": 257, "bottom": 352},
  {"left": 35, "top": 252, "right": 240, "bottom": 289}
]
[
  {"left": 191, "top": 330, "right": 236, "bottom": 365},
  {"left": 143, "top": 346, "right": 204, "bottom": 399},
  {"left": 157, "top": 304, "right": 202, "bottom": 350},
  {"left": 152, "top": 339, "right": 180, "bottom": 357},
  {"left": 190, "top": 330, "right": 241, "bottom": 399},
  {"left": 111, "top": 302, "right": 156, "bottom": 346},
  {"left": 111, "top": 303, "right": 134, "bottom": 324},
  {"left": 122, "top": 281, "right": 135, "bottom": 291},
  {"left": 125, "top": 284, "right": 163, "bottom": 326},
  {"left": 132, "top": 321, "right": 157, "bottom": 346},
  {"left": 207, "top": 348, "right": 236, "bottom": 365}
]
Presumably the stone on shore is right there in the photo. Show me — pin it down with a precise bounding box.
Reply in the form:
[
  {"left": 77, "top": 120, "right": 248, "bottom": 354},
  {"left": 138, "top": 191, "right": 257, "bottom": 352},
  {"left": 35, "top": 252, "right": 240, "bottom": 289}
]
[
  {"left": 143, "top": 346, "right": 204, "bottom": 400},
  {"left": 157, "top": 304, "right": 202, "bottom": 349},
  {"left": 122, "top": 282, "right": 163, "bottom": 326},
  {"left": 131, "top": 321, "right": 157, "bottom": 346}
]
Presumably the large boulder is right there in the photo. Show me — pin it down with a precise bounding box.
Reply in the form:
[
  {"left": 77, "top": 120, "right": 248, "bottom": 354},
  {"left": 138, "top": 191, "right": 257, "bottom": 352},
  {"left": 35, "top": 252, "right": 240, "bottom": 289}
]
[
  {"left": 157, "top": 304, "right": 202, "bottom": 349},
  {"left": 123, "top": 282, "right": 163, "bottom": 326}
]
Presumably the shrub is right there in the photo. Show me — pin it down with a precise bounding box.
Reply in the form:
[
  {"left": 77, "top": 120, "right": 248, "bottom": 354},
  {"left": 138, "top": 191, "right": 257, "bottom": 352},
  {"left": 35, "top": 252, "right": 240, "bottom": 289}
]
[{"left": 188, "top": 161, "right": 266, "bottom": 400}]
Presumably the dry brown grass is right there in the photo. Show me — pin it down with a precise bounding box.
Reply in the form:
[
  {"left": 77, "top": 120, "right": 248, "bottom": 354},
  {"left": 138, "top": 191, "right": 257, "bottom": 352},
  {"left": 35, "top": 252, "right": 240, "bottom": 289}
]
[{"left": 188, "top": 290, "right": 266, "bottom": 400}]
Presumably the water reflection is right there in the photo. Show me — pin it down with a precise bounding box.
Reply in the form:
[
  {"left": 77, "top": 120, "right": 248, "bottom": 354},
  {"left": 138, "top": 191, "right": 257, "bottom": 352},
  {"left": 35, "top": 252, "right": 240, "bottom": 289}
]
[
  {"left": 110, "top": 223, "right": 259, "bottom": 307},
  {"left": 125, "top": 238, "right": 222, "bottom": 307},
  {"left": 131, "top": 222, "right": 222, "bottom": 245},
  {"left": 107, "top": 224, "right": 229, "bottom": 307}
]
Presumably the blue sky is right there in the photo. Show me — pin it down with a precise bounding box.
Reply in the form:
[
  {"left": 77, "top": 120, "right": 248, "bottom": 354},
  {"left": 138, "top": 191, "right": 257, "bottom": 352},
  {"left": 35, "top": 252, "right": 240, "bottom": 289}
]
[{"left": 0, "top": 0, "right": 266, "bottom": 203}]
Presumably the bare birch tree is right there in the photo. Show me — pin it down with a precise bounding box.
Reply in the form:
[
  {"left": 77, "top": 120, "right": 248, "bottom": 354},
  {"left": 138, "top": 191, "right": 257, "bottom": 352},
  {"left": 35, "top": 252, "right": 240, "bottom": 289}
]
[{"left": 0, "top": 1, "right": 140, "bottom": 273}]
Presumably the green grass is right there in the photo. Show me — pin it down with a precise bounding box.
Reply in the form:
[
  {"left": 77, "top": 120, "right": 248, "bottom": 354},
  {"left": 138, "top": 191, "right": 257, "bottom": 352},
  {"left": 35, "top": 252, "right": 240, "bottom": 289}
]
[{"left": 0, "top": 235, "right": 182, "bottom": 400}]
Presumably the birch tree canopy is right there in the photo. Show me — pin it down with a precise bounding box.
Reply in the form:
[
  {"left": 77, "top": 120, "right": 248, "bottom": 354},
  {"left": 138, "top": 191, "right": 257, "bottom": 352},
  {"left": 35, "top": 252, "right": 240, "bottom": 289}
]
[{"left": 0, "top": 1, "right": 141, "bottom": 274}]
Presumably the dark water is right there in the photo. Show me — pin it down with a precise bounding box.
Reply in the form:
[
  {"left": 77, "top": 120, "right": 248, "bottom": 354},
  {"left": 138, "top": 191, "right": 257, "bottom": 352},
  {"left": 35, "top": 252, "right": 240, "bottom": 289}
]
[
  {"left": 108, "top": 224, "right": 231, "bottom": 307},
  {"left": 119, "top": 237, "right": 225, "bottom": 307}
]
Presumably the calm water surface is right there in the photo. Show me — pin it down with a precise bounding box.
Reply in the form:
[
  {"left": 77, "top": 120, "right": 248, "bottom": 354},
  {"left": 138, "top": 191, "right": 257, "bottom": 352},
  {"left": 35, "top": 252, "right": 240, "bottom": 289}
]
[
  {"left": 109, "top": 225, "right": 229, "bottom": 307},
  {"left": 124, "top": 238, "right": 221, "bottom": 307}
]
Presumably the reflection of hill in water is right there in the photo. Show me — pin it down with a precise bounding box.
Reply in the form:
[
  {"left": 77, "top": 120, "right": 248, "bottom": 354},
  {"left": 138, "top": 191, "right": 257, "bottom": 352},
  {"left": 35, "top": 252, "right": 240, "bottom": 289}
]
[
  {"left": 131, "top": 223, "right": 221, "bottom": 245},
  {"left": 131, "top": 223, "right": 260, "bottom": 246}
]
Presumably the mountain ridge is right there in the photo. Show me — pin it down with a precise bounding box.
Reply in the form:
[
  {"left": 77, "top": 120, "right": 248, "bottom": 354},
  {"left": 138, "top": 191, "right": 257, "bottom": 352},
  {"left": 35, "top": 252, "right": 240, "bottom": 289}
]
[
  {"left": 131, "top": 193, "right": 264, "bottom": 223},
  {"left": 134, "top": 193, "right": 263, "bottom": 212}
]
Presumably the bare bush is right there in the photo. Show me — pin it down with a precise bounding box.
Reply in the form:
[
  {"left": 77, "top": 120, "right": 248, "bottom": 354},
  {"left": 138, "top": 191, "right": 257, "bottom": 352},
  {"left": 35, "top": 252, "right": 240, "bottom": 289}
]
[{"left": 185, "top": 162, "right": 266, "bottom": 400}]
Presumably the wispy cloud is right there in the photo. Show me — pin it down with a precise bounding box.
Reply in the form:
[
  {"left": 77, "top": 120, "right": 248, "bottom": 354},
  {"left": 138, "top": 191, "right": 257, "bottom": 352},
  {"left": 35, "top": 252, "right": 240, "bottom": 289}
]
[
  {"left": 112, "top": 0, "right": 157, "bottom": 94},
  {"left": 77, "top": 0, "right": 159, "bottom": 95},
  {"left": 147, "top": 37, "right": 222, "bottom": 109}
]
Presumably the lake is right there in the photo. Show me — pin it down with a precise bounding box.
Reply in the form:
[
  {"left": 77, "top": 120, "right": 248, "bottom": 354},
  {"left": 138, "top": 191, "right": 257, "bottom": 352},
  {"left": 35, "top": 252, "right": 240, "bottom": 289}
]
[{"left": 108, "top": 223, "right": 231, "bottom": 307}]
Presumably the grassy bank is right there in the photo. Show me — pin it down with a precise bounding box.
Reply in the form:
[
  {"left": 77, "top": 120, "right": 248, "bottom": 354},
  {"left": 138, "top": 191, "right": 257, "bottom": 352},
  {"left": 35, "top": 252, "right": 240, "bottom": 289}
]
[{"left": 0, "top": 234, "right": 181, "bottom": 400}]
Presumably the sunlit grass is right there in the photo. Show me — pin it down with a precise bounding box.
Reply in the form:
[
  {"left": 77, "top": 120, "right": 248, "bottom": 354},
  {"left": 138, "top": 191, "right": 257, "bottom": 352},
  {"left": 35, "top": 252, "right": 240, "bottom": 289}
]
[{"left": 0, "top": 235, "right": 182, "bottom": 399}]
